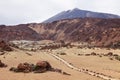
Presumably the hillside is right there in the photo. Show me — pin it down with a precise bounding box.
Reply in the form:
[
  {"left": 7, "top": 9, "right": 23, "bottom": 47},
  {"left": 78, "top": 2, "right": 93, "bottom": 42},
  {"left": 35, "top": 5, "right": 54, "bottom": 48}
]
[
  {"left": 29, "top": 18, "right": 120, "bottom": 47},
  {"left": 0, "top": 18, "right": 120, "bottom": 47},
  {"left": 0, "top": 24, "right": 41, "bottom": 41}
]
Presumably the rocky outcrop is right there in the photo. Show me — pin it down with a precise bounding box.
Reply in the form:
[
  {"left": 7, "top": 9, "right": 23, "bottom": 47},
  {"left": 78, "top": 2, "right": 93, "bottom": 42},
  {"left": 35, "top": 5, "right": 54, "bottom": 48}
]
[
  {"left": 10, "top": 61, "right": 52, "bottom": 73},
  {"left": 9, "top": 61, "right": 70, "bottom": 75},
  {"left": 0, "top": 40, "right": 13, "bottom": 51}
]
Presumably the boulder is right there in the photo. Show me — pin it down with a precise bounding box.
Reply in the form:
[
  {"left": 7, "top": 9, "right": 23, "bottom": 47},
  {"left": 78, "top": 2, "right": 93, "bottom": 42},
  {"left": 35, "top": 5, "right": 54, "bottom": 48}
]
[
  {"left": 9, "top": 61, "right": 70, "bottom": 75},
  {"left": 0, "top": 60, "right": 7, "bottom": 67},
  {"left": 10, "top": 61, "right": 52, "bottom": 73},
  {"left": 35, "top": 61, "right": 52, "bottom": 71},
  {"left": 16, "top": 62, "right": 34, "bottom": 72}
]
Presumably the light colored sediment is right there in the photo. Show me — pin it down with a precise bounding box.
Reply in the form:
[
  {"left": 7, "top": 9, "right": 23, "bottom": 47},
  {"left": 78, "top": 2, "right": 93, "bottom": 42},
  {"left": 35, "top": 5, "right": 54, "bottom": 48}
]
[
  {"left": 0, "top": 50, "right": 103, "bottom": 80},
  {"left": 48, "top": 51, "right": 119, "bottom": 80}
]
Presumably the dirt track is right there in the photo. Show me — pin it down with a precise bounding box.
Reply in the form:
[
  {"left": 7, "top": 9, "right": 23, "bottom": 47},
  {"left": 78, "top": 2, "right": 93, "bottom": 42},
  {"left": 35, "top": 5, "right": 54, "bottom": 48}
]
[
  {"left": 0, "top": 50, "right": 104, "bottom": 80},
  {"left": 47, "top": 51, "right": 119, "bottom": 80}
]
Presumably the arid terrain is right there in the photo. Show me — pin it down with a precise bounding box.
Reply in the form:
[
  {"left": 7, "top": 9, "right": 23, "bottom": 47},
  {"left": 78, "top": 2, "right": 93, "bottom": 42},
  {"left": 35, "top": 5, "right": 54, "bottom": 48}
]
[
  {"left": 0, "top": 40, "right": 120, "bottom": 80},
  {"left": 0, "top": 13, "right": 120, "bottom": 80},
  {"left": 0, "top": 18, "right": 120, "bottom": 48},
  {"left": 0, "top": 1, "right": 120, "bottom": 80}
]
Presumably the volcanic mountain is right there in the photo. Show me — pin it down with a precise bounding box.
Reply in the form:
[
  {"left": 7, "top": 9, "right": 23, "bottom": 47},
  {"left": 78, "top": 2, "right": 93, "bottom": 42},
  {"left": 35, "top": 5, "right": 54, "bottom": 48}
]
[
  {"left": 44, "top": 8, "right": 120, "bottom": 23},
  {"left": 0, "top": 9, "right": 120, "bottom": 47}
]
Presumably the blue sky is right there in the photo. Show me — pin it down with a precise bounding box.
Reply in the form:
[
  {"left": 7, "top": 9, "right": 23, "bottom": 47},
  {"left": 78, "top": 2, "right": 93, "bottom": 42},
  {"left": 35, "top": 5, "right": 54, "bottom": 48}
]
[{"left": 0, "top": 0, "right": 120, "bottom": 25}]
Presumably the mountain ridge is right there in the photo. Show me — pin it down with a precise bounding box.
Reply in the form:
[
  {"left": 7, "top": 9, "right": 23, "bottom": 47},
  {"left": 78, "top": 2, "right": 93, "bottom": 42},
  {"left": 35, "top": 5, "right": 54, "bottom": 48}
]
[
  {"left": 29, "top": 18, "right": 120, "bottom": 47},
  {"left": 0, "top": 18, "right": 120, "bottom": 47},
  {"left": 44, "top": 8, "right": 120, "bottom": 23}
]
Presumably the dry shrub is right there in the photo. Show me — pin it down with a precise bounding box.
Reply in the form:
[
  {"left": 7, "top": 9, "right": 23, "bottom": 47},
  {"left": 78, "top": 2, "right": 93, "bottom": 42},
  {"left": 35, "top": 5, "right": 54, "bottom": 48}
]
[
  {"left": 91, "top": 52, "right": 96, "bottom": 56},
  {"left": 0, "top": 40, "right": 13, "bottom": 51},
  {"left": 59, "top": 52, "right": 66, "bottom": 55},
  {"left": 0, "top": 60, "right": 7, "bottom": 67},
  {"left": 115, "top": 56, "right": 120, "bottom": 61},
  {"left": 107, "top": 52, "right": 113, "bottom": 56}
]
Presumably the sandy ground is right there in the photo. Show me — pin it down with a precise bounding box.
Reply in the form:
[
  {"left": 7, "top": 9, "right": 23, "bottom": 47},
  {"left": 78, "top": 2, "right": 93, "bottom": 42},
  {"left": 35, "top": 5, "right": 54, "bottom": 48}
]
[
  {"left": 0, "top": 49, "right": 104, "bottom": 80},
  {"left": 53, "top": 47, "right": 120, "bottom": 79},
  {"left": 0, "top": 47, "right": 120, "bottom": 80}
]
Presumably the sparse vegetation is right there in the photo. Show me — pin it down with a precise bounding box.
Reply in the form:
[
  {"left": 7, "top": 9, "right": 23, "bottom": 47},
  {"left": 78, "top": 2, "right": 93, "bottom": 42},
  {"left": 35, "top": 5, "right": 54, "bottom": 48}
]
[
  {"left": 0, "top": 40, "right": 13, "bottom": 51},
  {"left": 111, "top": 41, "right": 120, "bottom": 49},
  {"left": 107, "top": 52, "right": 113, "bottom": 56},
  {"left": 0, "top": 40, "right": 120, "bottom": 80},
  {"left": 99, "top": 55, "right": 102, "bottom": 57},
  {"left": 113, "top": 54, "right": 118, "bottom": 57},
  {"left": 115, "top": 56, "right": 120, "bottom": 61},
  {"left": 57, "top": 52, "right": 67, "bottom": 55},
  {"left": 0, "top": 60, "right": 7, "bottom": 67},
  {"left": 25, "top": 52, "right": 32, "bottom": 56},
  {"left": 109, "top": 57, "right": 113, "bottom": 60},
  {"left": 91, "top": 52, "right": 96, "bottom": 56}
]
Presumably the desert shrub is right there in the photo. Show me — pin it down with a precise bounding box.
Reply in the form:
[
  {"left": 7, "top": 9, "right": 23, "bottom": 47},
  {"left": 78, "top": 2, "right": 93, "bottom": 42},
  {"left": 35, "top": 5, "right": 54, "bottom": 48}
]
[
  {"left": 99, "top": 55, "right": 102, "bottom": 57},
  {"left": 107, "top": 52, "right": 113, "bottom": 56},
  {"left": 113, "top": 54, "right": 118, "bottom": 57},
  {"left": 115, "top": 56, "right": 120, "bottom": 61},
  {"left": 0, "top": 40, "right": 13, "bottom": 51},
  {"left": 85, "top": 54, "right": 91, "bottom": 56},
  {"left": 77, "top": 46, "right": 82, "bottom": 49},
  {"left": 31, "top": 49, "right": 36, "bottom": 52},
  {"left": 59, "top": 52, "right": 66, "bottom": 55},
  {"left": 25, "top": 52, "right": 32, "bottom": 56},
  {"left": 77, "top": 54, "right": 83, "bottom": 56},
  {"left": 91, "top": 52, "right": 96, "bottom": 56},
  {"left": 0, "top": 60, "right": 7, "bottom": 67},
  {"left": 112, "top": 41, "right": 120, "bottom": 49},
  {"left": 109, "top": 57, "right": 113, "bottom": 60}
]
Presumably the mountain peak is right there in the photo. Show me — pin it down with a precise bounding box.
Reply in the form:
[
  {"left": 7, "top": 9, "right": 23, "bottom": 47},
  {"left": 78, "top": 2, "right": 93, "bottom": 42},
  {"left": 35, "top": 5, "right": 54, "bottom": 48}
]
[
  {"left": 72, "top": 8, "right": 80, "bottom": 11},
  {"left": 44, "top": 8, "right": 120, "bottom": 23}
]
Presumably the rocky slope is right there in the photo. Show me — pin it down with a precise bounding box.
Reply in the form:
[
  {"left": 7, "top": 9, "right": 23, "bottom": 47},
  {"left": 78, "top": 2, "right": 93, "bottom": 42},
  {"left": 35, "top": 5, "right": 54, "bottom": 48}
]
[
  {"left": 0, "top": 18, "right": 120, "bottom": 47},
  {"left": 28, "top": 18, "right": 120, "bottom": 47},
  {"left": 0, "top": 24, "right": 41, "bottom": 41}
]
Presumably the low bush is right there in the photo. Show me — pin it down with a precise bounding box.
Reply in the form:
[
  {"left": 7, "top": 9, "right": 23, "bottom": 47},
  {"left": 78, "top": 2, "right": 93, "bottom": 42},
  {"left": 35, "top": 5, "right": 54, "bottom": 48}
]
[{"left": 115, "top": 56, "right": 120, "bottom": 61}]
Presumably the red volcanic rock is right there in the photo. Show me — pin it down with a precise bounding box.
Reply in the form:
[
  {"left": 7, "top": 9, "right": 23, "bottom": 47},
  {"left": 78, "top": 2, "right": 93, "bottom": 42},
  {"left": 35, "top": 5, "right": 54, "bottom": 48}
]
[
  {"left": 35, "top": 61, "right": 52, "bottom": 70},
  {"left": 10, "top": 61, "right": 52, "bottom": 73},
  {"left": 17, "top": 63, "right": 33, "bottom": 72},
  {"left": 0, "top": 40, "right": 13, "bottom": 51},
  {"left": 0, "top": 18, "right": 120, "bottom": 48},
  {"left": 0, "top": 24, "right": 41, "bottom": 41},
  {"left": 28, "top": 18, "right": 120, "bottom": 47}
]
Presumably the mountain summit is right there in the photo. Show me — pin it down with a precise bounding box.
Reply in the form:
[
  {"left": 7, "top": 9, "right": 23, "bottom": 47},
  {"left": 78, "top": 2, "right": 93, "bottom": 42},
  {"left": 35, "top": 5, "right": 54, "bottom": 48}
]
[{"left": 44, "top": 8, "right": 120, "bottom": 23}]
